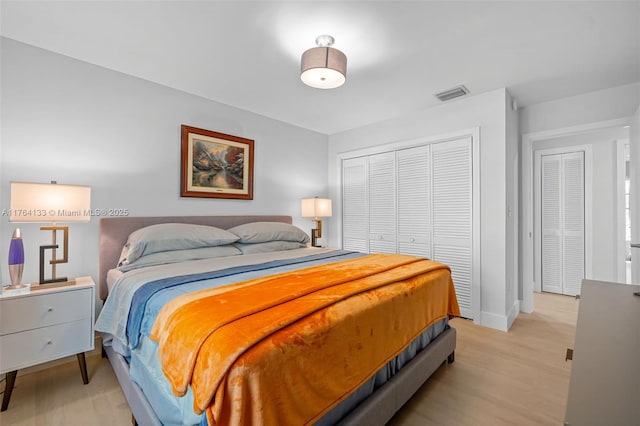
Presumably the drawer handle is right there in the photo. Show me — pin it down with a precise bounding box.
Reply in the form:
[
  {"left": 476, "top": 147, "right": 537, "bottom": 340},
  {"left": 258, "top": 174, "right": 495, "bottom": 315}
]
[
  {"left": 410, "top": 238, "right": 415, "bottom": 242},
  {"left": 48, "top": 307, "right": 53, "bottom": 312},
  {"left": 47, "top": 340, "right": 52, "bottom": 345},
  {"left": 379, "top": 236, "right": 383, "bottom": 240}
]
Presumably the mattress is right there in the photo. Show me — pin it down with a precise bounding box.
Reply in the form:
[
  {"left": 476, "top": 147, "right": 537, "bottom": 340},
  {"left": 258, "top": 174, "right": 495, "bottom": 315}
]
[
  {"left": 96, "top": 247, "right": 456, "bottom": 425},
  {"left": 106, "top": 268, "right": 123, "bottom": 293}
]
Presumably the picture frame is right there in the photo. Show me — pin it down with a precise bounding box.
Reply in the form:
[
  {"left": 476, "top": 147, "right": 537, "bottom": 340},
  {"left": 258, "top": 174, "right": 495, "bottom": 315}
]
[{"left": 180, "top": 125, "right": 254, "bottom": 199}]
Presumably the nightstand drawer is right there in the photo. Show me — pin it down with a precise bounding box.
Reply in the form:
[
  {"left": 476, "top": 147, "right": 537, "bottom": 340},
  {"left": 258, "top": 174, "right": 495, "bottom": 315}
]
[
  {"left": 0, "top": 288, "right": 92, "bottom": 335},
  {"left": 0, "top": 319, "right": 92, "bottom": 372}
]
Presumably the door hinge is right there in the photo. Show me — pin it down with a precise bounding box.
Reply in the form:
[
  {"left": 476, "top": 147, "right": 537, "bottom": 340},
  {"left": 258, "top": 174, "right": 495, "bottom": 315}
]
[{"left": 565, "top": 348, "right": 574, "bottom": 361}]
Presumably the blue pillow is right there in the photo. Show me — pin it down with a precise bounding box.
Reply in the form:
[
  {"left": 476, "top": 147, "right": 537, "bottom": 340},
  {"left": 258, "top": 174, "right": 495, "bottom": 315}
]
[
  {"left": 118, "top": 245, "right": 242, "bottom": 272},
  {"left": 235, "top": 241, "right": 307, "bottom": 254},
  {"left": 118, "top": 223, "right": 239, "bottom": 266},
  {"left": 228, "top": 222, "right": 310, "bottom": 244}
]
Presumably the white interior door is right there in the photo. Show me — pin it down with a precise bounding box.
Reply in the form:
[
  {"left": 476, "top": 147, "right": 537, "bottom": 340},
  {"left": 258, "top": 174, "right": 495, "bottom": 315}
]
[
  {"left": 397, "top": 145, "right": 431, "bottom": 257},
  {"left": 339, "top": 129, "right": 480, "bottom": 321},
  {"left": 342, "top": 157, "right": 368, "bottom": 252},
  {"left": 368, "top": 152, "right": 396, "bottom": 253},
  {"left": 541, "top": 154, "right": 562, "bottom": 293},
  {"left": 561, "top": 152, "right": 585, "bottom": 295},
  {"left": 431, "top": 137, "right": 473, "bottom": 317},
  {"left": 541, "top": 151, "right": 585, "bottom": 296}
]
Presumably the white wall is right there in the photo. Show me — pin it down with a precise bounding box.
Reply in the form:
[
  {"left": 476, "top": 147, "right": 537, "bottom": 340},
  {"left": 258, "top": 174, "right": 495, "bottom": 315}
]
[
  {"left": 0, "top": 38, "right": 328, "bottom": 289},
  {"left": 505, "top": 92, "right": 519, "bottom": 327},
  {"left": 328, "top": 88, "right": 513, "bottom": 330},
  {"left": 520, "top": 83, "right": 640, "bottom": 135}
]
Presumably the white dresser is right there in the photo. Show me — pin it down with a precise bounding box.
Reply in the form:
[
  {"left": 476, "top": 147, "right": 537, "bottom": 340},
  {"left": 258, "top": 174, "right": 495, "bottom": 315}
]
[
  {"left": 564, "top": 279, "right": 640, "bottom": 426},
  {"left": 0, "top": 277, "right": 95, "bottom": 411}
]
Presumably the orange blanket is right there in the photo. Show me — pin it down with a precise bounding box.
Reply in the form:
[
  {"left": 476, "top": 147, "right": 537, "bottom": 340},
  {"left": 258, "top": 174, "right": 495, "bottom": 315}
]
[{"left": 150, "top": 253, "right": 460, "bottom": 425}]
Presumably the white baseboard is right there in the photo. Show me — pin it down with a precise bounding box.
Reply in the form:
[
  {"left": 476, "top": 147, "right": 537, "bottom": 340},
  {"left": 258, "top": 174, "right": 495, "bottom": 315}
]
[
  {"left": 520, "top": 296, "right": 534, "bottom": 314},
  {"left": 507, "top": 299, "right": 520, "bottom": 330},
  {"left": 478, "top": 311, "right": 510, "bottom": 332},
  {"left": 479, "top": 300, "right": 520, "bottom": 331}
]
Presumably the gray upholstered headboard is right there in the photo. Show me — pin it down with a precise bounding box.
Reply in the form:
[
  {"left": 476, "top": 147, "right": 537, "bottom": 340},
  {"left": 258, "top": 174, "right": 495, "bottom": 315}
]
[{"left": 98, "top": 215, "right": 293, "bottom": 300}]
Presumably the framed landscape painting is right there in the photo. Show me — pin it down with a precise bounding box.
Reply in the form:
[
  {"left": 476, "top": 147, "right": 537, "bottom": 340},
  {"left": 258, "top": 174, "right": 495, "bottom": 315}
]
[{"left": 180, "top": 125, "right": 254, "bottom": 199}]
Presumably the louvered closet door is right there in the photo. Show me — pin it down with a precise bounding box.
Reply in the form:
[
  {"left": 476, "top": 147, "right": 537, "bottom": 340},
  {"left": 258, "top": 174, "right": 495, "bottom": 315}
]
[
  {"left": 397, "top": 145, "right": 431, "bottom": 258},
  {"left": 541, "top": 152, "right": 585, "bottom": 296},
  {"left": 342, "top": 157, "right": 369, "bottom": 252},
  {"left": 541, "top": 155, "right": 563, "bottom": 294},
  {"left": 368, "top": 152, "right": 397, "bottom": 253},
  {"left": 562, "top": 152, "right": 585, "bottom": 296},
  {"left": 431, "top": 137, "right": 473, "bottom": 318}
]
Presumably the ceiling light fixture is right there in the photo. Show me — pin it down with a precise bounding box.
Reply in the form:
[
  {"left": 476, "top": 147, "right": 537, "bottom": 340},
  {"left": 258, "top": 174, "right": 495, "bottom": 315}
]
[{"left": 300, "top": 35, "right": 347, "bottom": 89}]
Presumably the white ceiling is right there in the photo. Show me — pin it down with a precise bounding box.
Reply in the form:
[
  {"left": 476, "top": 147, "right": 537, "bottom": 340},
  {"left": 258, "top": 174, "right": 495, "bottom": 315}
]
[{"left": 2, "top": 1, "right": 639, "bottom": 135}]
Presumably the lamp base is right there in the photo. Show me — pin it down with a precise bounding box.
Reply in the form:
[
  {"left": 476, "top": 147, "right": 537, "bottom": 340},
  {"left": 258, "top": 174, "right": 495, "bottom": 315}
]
[
  {"left": 310, "top": 228, "right": 320, "bottom": 247},
  {"left": 310, "top": 218, "right": 323, "bottom": 247},
  {"left": 30, "top": 278, "right": 76, "bottom": 292},
  {"left": 2, "top": 284, "right": 29, "bottom": 296},
  {"left": 3, "top": 283, "right": 27, "bottom": 290}
]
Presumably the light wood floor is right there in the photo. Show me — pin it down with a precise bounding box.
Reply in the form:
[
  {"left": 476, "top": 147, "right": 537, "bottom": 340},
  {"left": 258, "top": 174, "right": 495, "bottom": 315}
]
[
  {"left": 0, "top": 292, "right": 578, "bottom": 426},
  {"left": 389, "top": 291, "right": 579, "bottom": 426}
]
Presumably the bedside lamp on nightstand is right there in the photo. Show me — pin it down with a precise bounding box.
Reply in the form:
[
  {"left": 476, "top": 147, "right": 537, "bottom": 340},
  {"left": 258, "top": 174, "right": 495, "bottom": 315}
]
[
  {"left": 10, "top": 181, "right": 91, "bottom": 286},
  {"left": 301, "top": 197, "right": 332, "bottom": 247}
]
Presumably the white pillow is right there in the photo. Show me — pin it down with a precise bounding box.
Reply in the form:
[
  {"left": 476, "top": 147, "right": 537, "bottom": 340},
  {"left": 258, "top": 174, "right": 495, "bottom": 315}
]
[
  {"left": 228, "top": 222, "right": 310, "bottom": 244},
  {"left": 118, "top": 223, "right": 239, "bottom": 266}
]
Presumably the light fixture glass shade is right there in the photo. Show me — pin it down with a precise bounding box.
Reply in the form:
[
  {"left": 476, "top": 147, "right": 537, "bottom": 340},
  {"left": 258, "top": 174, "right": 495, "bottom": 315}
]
[
  {"left": 300, "top": 46, "right": 347, "bottom": 89},
  {"left": 301, "top": 197, "right": 332, "bottom": 218},
  {"left": 10, "top": 182, "right": 91, "bottom": 223}
]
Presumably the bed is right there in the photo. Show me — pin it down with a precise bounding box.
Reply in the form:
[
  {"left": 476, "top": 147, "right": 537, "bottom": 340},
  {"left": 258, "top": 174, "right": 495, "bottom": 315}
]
[{"left": 96, "top": 215, "right": 459, "bottom": 426}]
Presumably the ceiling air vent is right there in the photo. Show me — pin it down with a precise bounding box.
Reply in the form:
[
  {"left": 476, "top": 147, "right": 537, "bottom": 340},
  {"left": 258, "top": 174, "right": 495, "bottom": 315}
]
[{"left": 434, "top": 85, "right": 469, "bottom": 102}]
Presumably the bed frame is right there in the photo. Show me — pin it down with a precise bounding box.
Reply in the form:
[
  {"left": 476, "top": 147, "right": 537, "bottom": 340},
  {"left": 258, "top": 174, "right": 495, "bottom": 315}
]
[{"left": 98, "top": 215, "right": 456, "bottom": 426}]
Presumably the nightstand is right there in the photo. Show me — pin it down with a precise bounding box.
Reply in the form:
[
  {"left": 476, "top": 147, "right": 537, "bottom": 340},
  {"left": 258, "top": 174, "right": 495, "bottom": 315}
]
[{"left": 0, "top": 276, "right": 95, "bottom": 411}]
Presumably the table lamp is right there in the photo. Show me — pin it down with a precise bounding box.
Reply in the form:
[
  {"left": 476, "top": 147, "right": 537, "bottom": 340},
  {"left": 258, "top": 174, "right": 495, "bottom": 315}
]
[
  {"left": 301, "top": 197, "right": 332, "bottom": 247},
  {"left": 10, "top": 181, "right": 91, "bottom": 286}
]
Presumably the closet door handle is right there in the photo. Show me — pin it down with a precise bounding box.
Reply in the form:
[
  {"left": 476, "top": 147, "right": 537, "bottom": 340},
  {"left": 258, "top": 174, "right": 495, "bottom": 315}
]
[{"left": 631, "top": 243, "right": 640, "bottom": 248}]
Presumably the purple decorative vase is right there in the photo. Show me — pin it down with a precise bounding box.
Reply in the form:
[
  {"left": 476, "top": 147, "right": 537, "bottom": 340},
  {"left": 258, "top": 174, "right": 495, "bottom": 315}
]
[{"left": 7, "top": 228, "right": 25, "bottom": 289}]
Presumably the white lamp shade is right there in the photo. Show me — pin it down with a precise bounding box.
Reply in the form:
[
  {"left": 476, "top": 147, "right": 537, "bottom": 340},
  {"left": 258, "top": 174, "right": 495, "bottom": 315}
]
[
  {"left": 301, "top": 198, "right": 332, "bottom": 218},
  {"left": 10, "top": 182, "right": 92, "bottom": 222},
  {"left": 300, "top": 46, "right": 347, "bottom": 89}
]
